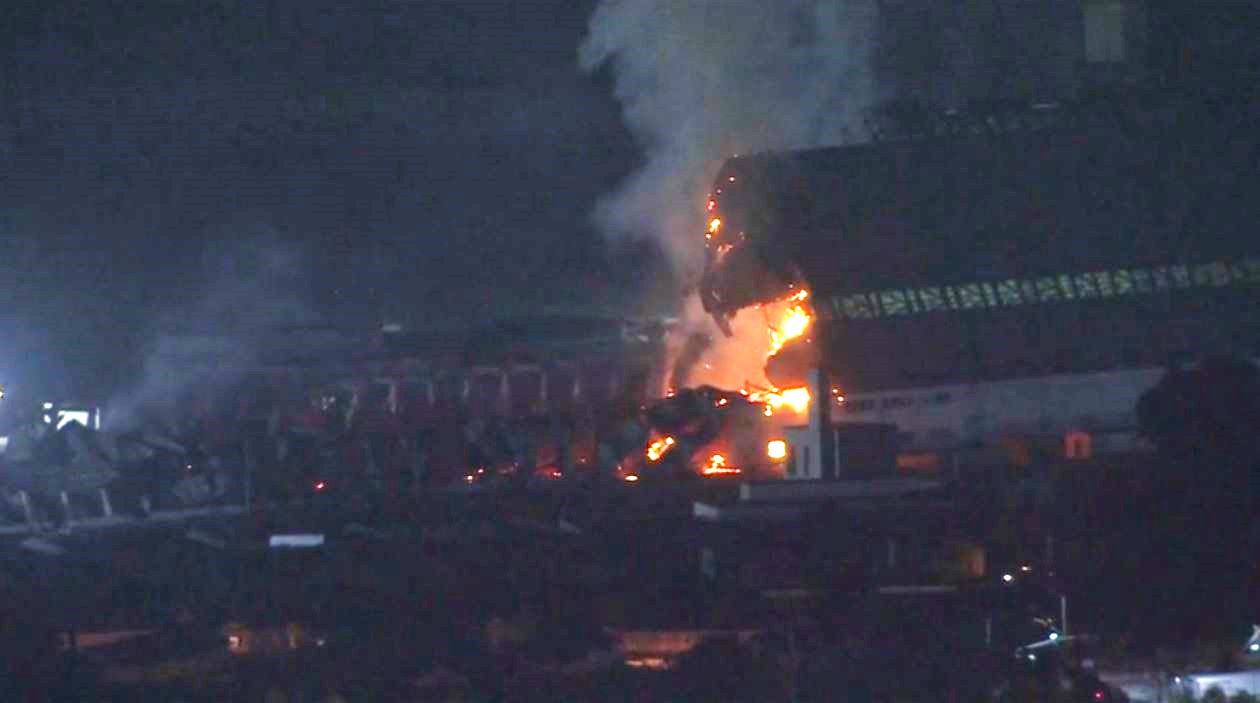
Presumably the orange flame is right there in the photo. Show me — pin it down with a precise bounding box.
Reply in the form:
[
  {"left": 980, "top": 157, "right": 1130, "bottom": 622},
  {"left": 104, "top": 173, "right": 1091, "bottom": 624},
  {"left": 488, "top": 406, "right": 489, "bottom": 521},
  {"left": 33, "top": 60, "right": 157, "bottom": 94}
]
[
  {"left": 702, "top": 454, "right": 742, "bottom": 476},
  {"left": 645, "top": 435, "right": 676, "bottom": 463},
  {"left": 768, "top": 289, "right": 812, "bottom": 358},
  {"left": 746, "top": 386, "right": 811, "bottom": 417}
]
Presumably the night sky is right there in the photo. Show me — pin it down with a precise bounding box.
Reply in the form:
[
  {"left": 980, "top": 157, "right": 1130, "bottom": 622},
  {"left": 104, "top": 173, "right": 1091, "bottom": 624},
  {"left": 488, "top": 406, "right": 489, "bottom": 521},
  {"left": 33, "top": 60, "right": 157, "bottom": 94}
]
[{"left": 0, "top": 0, "right": 653, "bottom": 399}]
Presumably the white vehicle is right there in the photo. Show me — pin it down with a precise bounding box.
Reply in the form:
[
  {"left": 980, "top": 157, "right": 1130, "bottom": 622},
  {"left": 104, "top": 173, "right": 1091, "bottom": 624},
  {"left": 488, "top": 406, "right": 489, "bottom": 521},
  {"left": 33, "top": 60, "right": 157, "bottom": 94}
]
[{"left": 1177, "top": 671, "right": 1260, "bottom": 700}]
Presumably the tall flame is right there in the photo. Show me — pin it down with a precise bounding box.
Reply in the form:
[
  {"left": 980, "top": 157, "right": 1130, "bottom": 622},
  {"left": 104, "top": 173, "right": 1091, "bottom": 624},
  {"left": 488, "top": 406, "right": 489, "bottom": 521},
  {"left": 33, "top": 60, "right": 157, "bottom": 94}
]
[{"left": 767, "top": 289, "right": 812, "bottom": 358}]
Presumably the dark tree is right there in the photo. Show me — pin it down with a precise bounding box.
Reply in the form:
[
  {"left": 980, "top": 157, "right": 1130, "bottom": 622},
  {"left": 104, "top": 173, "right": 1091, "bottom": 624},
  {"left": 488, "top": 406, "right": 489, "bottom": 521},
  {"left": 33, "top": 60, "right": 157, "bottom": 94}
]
[
  {"left": 1137, "top": 356, "right": 1260, "bottom": 469},
  {"left": 1120, "top": 356, "right": 1260, "bottom": 645}
]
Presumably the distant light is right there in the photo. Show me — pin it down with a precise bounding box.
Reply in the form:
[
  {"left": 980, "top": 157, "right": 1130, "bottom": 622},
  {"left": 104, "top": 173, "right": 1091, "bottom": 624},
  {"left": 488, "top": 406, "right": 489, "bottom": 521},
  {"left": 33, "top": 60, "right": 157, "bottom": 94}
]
[
  {"left": 269, "top": 534, "right": 324, "bottom": 548},
  {"left": 707, "top": 199, "right": 717, "bottom": 212},
  {"left": 1175, "top": 677, "right": 1182, "bottom": 684},
  {"left": 1021, "top": 564, "right": 1032, "bottom": 572},
  {"left": 1027, "top": 653, "right": 1037, "bottom": 662},
  {"left": 1003, "top": 573, "right": 1014, "bottom": 583},
  {"left": 624, "top": 474, "right": 639, "bottom": 483},
  {"left": 708, "top": 217, "right": 722, "bottom": 234},
  {"left": 227, "top": 634, "right": 243, "bottom": 651},
  {"left": 464, "top": 474, "right": 475, "bottom": 483},
  {"left": 728, "top": 176, "right": 736, "bottom": 182},
  {"left": 767, "top": 439, "right": 788, "bottom": 461},
  {"left": 313, "top": 480, "right": 326, "bottom": 492},
  {"left": 1249, "top": 642, "right": 1259, "bottom": 653},
  {"left": 1049, "top": 632, "right": 1060, "bottom": 641},
  {"left": 42, "top": 402, "right": 53, "bottom": 410},
  {"left": 1093, "top": 690, "right": 1105, "bottom": 701}
]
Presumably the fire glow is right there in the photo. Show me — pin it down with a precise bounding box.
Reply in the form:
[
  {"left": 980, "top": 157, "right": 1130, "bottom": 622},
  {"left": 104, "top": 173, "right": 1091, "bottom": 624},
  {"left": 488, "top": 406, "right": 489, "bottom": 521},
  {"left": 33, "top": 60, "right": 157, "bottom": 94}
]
[
  {"left": 747, "top": 386, "right": 811, "bottom": 416},
  {"left": 702, "top": 454, "right": 741, "bottom": 476},
  {"left": 737, "top": 288, "right": 816, "bottom": 416},
  {"left": 767, "top": 289, "right": 812, "bottom": 358},
  {"left": 645, "top": 435, "right": 676, "bottom": 462}
]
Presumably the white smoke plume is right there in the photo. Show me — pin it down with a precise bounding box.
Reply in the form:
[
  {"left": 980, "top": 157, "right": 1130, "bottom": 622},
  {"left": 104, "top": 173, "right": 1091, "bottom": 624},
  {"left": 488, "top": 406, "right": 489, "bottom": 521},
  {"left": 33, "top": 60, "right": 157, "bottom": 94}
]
[
  {"left": 104, "top": 224, "right": 319, "bottom": 432},
  {"left": 580, "top": 0, "right": 879, "bottom": 391}
]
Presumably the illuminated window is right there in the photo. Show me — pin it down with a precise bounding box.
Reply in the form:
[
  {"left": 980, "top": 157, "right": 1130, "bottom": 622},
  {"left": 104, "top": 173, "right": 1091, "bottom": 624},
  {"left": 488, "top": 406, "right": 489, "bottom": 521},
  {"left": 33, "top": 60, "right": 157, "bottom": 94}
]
[
  {"left": 955, "top": 284, "right": 985, "bottom": 309},
  {"left": 995, "top": 280, "right": 1023, "bottom": 306},
  {"left": 1036, "top": 277, "right": 1061, "bottom": 302},
  {"left": 880, "top": 290, "right": 909, "bottom": 316},
  {"left": 1065, "top": 431, "right": 1093, "bottom": 460},
  {"left": 828, "top": 296, "right": 846, "bottom": 319},
  {"left": 1169, "top": 265, "right": 1191, "bottom": 288},
  {"left": 1058, "top": 274, "right": 1078, "bottom": 299},
  {"left": 904, "top": 289, "right": 922, "bottom": 313},
  {"left": 1020, "top": 280, "right": 1041, "bottom": 304},
  {"left": 1203, "top": 262, "right": 1230, "bottom": 287},
  {"left": 919, "top": 287, "right": 946, "bottom": 311},
  {"left": 1095, "top": 271, "right": 1115, "bottom": 297},
  {"left": 1111, "top": 269, "right": 1134, "bottom": 295},
  {"left": 1130, "top": 268, "right": 1152, "bottom": 293},
  {"left": 828, "top": 258, "right": 1254, "bottom": 327},
  {"left": 979, "top": 283, "right": 998, "bottom": 307},
  {"left": 1073, "top": 273, "right": 1098, "bottom": 298},
  {"left": 842, "top": 294, "right": 875, "bottom": 319}
]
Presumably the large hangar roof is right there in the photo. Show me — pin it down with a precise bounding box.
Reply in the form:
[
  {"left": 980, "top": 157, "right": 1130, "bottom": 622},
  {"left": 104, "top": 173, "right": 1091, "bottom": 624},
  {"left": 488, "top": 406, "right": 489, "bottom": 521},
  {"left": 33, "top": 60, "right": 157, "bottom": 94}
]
[{"left": 708, "top": 106, "right": 1260, "bottom": 302}]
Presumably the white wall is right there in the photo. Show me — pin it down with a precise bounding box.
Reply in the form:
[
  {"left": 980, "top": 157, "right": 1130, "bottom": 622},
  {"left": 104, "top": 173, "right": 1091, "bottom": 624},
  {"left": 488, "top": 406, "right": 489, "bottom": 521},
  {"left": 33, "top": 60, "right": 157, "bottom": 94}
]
[{"left": 783, "top": 366, "right": 1168, "bottom": 478}]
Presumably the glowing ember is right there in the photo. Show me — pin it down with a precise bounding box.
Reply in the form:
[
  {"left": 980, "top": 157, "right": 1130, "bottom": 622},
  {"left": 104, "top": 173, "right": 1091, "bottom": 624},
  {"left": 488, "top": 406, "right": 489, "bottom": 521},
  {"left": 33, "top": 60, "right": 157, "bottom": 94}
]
[
  {"left": 702, "top": 454, "right": 742, "bottom": 476},
  {"left": 645, "top": 435, "right": 676, "bottom": 462}
]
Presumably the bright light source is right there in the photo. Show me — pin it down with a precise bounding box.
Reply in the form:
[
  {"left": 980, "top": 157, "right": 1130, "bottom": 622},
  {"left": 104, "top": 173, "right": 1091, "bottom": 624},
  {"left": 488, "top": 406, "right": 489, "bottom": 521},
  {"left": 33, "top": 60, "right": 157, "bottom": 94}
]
[
  {"left": 1250, "top": 642, "right": 1259, "bottom": 653},
  {"left": 1003, "top": 573, "right": 1014, "bottom": 583},
  {"left": 56, "top": 410, "right": 90, "bottom": 430},
  {"left": 1021, "top": 564, "right": 1032, "bottom": 572},
  {"left": 1049, "top": 632, "right": 1059, "bottom": 641},
  {"left": 1027, "top": 653, "right": 1037, "bottom": 662},
  {"left": 767, "top": 440, "right": 788, "bottom": 461},
  {"left": 623, "top": 474, "right": 639, "bottom": 483},
  {"left": 42, "top": 402, "right": 53, "bottom": 410},
  {"left": 313, "top": 480, "right": 326, "bottom": 492}
]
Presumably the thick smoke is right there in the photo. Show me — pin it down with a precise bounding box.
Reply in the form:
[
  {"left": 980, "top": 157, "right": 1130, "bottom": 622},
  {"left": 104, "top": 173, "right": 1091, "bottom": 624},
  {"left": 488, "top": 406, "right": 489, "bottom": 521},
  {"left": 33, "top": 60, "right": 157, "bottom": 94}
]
[
  {"left": 104, "top": 225, "right": 319, "bottom": 432},
  {"left": 580, "top": 0, "right": 879, "bottom": 391}
]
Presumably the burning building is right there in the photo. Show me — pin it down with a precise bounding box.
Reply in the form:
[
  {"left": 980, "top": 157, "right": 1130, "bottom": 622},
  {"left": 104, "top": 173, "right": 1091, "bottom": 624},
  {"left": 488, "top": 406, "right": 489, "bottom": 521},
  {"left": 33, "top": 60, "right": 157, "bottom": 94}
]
[{"left": 698, "top": 0, "right": 1260, "bottom": 479}]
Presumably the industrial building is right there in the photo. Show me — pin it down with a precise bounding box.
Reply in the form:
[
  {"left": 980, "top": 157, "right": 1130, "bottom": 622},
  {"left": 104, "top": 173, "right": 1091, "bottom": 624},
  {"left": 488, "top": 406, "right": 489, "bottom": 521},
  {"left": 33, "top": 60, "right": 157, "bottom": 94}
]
[{"left": 700, "top": 0, "right": 1260, "bottom": 479}]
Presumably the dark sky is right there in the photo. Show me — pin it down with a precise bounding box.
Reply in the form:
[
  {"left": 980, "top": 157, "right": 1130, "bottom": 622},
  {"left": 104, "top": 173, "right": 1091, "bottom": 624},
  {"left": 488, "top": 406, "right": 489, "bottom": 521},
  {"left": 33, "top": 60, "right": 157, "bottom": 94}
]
[{"left": 0, "top": 0, "right": 652, "bottom": 398}]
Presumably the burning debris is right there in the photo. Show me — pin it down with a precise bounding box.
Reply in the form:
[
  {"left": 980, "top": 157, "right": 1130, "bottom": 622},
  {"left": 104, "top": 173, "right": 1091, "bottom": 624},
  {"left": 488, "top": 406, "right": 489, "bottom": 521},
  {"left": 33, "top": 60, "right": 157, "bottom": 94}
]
[
  {"left": 701, "top": 454, "right": 741, "bottom": 476},
  {"left": 645, "top": 435, "right": 677, "bottom": 463},
  {"left": 613, "top": 386, "right": 789, "bottom": 481}
]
